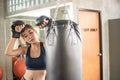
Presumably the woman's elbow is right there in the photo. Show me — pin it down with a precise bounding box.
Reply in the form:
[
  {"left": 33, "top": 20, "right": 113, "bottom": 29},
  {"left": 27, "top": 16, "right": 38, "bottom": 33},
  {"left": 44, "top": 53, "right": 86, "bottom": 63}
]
[
  {"left": 5, "top": 50, "right": 12, "bottom": 56},
  {"left": 5, "top": 52, "right": 11, "bottom": 56}
]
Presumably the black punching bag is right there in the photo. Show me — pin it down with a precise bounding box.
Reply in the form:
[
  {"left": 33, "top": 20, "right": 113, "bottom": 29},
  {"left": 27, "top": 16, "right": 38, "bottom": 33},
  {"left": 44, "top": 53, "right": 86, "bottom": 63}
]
[{"left": 45, "top": 20, "right": 82, "bottom": 80}]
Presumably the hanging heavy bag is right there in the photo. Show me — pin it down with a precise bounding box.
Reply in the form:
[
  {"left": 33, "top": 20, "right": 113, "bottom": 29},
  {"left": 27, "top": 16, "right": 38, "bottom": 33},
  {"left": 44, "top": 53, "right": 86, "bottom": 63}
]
[
  {"left": 35, "top": 2, "right": 82, "bottom": 80},
  {"left": 0, "top": 66, "right": 3, "bottom": 80},
  {"left": 45, "top": 20, "right": 82, "bottom": 80}
]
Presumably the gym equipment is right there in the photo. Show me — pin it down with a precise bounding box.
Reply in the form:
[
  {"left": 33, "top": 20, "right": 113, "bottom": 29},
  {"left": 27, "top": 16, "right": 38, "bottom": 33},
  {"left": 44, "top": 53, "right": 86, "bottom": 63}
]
[
  {"left": 12, "top": 57, "right": 18, "bottom": 71},
  {"left": 0, "top": 66, "right": 3, "bottom": 80},
  {"left": 13, "top": 58, "right": 26, "bottom": 79},
  {"left": 11, "top": 20, "right": 24, "bottom": 38},
  {"left": 35, "top": 1, "right": 82, "bottom": 79},
  {"left": 35, "top": 15, "right": 52, "bottom": 26},
  {"left": 12, "top": 57, "right": 18, "bottom": 65},
  {"left": 11, "top": 20, "right": 24, "bottom": 30},
  {"left": 46, "top": 20, "right": 82, "bottom": 80},
  {"left": 11, "top": 29, "right": 21, "bottom": 38}
]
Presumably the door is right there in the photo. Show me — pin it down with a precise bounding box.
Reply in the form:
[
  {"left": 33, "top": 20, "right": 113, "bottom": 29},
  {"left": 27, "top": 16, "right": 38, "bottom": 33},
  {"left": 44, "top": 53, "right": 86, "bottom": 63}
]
[{"left": 78, "top": 10, "right": 101, "bottom": 80}]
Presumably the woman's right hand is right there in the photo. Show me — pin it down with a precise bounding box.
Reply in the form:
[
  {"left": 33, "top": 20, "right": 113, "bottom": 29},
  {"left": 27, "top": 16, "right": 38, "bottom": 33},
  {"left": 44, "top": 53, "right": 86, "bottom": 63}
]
[
  {"left": 15, "top": 24, "right": 25, "bottom": 32},
  {"left": 12, "top": 24, "right": 25, "bottom": 38}
]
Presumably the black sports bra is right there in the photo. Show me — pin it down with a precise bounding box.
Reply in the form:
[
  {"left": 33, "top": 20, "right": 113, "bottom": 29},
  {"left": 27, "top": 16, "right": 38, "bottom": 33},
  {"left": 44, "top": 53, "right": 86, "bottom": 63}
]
[{"left": 25, "top": 42, "right": 46, "bottom": 70}]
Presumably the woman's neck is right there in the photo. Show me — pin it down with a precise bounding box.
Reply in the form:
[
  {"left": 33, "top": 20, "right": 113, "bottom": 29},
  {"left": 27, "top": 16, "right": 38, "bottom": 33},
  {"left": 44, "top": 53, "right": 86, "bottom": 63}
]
[{"left": 31, "top": 41, "right": 40, "bottom": 47}]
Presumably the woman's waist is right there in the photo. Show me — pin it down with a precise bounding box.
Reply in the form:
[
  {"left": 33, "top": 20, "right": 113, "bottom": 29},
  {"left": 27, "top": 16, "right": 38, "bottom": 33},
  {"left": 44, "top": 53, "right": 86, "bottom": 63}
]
[
  {"left": 26, "top": 69, "right": 46, "bottom": 74},
  {"left": 24, "top": 70, "right": 46, "bottom": 79}
]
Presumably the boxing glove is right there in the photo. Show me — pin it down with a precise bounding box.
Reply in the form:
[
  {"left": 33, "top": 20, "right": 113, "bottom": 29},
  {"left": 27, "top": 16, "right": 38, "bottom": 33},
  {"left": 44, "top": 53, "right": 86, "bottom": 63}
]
[
  {"left": 11, "top": 30, "right": 20, "bottom": 38},
  {"left": 11, "top": 20, "right": 24, "bottom": 30},
  {"left": 35, "top": 15, "right": 52, "bottom": 26},
  {"left": 11, "top": 20, "right": 24, "bottom": 38}
]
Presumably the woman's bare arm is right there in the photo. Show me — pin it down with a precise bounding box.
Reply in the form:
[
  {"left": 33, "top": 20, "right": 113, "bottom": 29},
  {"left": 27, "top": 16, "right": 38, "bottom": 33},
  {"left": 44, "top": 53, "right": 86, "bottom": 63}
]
[{"left": 5, "top": 38, "right": 26, "bottom": 56}]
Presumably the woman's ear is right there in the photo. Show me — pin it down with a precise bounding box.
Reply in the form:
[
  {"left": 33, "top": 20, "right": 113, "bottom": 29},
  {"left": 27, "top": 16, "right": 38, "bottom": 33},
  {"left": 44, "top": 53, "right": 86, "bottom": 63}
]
[{"left": 34, "top": 29, "right": 38, "bottom": 33}]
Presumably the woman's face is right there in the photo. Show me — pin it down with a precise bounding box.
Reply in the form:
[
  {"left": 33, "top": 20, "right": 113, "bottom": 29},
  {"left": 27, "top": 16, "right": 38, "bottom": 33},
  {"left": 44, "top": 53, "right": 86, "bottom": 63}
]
[{"left": 22, "top": 28, "right": 39, "bottom": 44}]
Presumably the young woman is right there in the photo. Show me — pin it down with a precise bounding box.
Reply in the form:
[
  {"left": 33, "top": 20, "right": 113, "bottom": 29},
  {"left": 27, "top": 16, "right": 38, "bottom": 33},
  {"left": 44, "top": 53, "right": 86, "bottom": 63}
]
[{"left": 5, "top": 21, "right": 46, "bottom": 80}]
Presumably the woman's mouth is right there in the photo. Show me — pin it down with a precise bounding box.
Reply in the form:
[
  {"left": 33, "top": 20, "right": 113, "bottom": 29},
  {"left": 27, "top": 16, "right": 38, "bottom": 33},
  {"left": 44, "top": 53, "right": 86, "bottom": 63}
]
[{"left": 30, "top": 38, "right": 34, "bottom": 42}]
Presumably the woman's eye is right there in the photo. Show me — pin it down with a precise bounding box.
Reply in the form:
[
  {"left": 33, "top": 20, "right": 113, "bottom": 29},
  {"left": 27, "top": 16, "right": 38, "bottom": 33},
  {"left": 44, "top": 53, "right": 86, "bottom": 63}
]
[
  {"left": 29, "top": 32, "right": 33, "bottom": 34},
  {"left": 24, "top": 35, "right": 27, "bottom": 38}
]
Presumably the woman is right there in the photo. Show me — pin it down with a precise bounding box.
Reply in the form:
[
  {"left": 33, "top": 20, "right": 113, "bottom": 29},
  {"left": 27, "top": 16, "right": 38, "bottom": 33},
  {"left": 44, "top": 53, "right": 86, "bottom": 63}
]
[{"left": 5, "top": 21, "right": 46, "bottom": 80}]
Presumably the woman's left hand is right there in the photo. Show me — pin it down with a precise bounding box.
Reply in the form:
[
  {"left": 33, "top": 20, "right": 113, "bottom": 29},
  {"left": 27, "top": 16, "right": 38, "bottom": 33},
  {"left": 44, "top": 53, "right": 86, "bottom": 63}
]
[{"left": 39, "top": 20, "right": 49, "bottom": 29}]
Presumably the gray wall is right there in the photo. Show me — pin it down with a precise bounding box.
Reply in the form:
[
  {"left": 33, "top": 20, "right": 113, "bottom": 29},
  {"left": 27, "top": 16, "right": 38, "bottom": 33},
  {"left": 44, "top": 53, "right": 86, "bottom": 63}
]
[
  {"left": 72, "top": 0, "right": 120, "bottom": 80},
  {"left": 100, "top": 1, "right": 120, "bottom": 80}
]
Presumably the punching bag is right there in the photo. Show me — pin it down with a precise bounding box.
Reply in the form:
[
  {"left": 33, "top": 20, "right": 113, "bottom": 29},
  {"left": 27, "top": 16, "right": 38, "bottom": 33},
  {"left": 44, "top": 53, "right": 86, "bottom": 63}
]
[
  {"left": 46, "top": 20, "right": 82, "bottom": 80},
  {"left": 13, "top": 58, "right": 26, "bottom": 79},
  {"left": 0, "top": 66, "right": 3, "bottom": 80},
  {"left": 12, "top": 57, "right": 18, "bottom": 70}
]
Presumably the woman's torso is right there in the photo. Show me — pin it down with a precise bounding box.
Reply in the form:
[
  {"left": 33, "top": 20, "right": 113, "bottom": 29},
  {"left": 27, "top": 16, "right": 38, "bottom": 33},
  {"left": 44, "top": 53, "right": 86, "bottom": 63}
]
[
  {"left": 24, "top": 42, "right": 46, "bottom": 80},
  {"left": 24, "top": 70, "right": 46, "bottom": 80}
]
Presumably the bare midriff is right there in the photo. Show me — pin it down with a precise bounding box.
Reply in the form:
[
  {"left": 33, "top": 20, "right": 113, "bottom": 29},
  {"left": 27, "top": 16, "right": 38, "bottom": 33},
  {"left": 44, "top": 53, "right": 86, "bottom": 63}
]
[{"left": 24, "top": 70, "right": 46, "bottom": 80}]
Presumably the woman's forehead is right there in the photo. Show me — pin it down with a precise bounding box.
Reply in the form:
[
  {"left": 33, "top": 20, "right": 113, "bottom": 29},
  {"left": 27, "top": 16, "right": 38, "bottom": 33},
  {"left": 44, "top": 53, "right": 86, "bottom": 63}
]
[{"left": 22, "top": 28, "right": 33, "bottom": 35}]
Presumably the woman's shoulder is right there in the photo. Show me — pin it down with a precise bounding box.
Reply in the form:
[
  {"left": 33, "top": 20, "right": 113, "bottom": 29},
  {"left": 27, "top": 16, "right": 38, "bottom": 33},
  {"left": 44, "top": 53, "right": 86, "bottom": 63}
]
[
  {"left": 40, "top": 42, "right": 45, "bottom": 46},
  {"left": 21, "top": 45, "right": 30, "bottom": 54}
]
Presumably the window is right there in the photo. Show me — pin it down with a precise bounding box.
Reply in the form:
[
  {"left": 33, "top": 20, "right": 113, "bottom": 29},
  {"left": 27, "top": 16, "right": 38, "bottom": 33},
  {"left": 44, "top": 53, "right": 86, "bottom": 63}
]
[{"left": 7, "top": 0, "right": 57, "bottom": 13}]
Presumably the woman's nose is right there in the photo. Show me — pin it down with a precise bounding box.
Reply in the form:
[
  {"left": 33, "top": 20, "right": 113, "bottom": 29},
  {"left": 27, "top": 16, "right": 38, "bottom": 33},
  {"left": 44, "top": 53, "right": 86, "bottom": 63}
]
[{"left": 28, "top": 35, "right": 32, "bottom": 39}]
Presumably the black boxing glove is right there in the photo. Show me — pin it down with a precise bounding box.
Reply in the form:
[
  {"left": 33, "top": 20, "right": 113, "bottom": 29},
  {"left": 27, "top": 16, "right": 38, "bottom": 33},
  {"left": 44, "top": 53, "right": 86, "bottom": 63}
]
[
  {"left": 11, "top": 20, "right": 24, "bottom": 38},
  {"left": 11, "top": 20, "right": 24, "bottom": 30},
  {"left": 35, "top": 15, "right": 50, "bottom": 26},
  {"left": 11, "top": 30, "right": 20, "bottom": 38}
]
